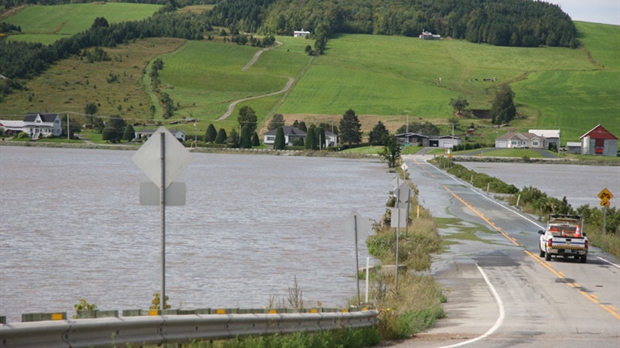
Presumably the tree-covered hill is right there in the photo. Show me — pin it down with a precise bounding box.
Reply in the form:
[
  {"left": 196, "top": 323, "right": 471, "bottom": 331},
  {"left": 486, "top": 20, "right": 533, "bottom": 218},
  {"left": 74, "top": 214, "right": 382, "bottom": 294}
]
[
  {"left": 3, "top": 0, "right": 579, "bottom": 48},
  {"left": 209, "top": 0, "right": 579, "bottom": 48}
]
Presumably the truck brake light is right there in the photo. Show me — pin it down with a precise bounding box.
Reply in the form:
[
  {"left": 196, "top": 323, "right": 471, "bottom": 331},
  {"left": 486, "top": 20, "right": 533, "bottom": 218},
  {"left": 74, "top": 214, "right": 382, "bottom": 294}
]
[
  {"left": 547, "top": 239, "right": 553, "bottom": 247},
  {"left": 585, "top": 240, "right": 588, "bottom": 249}
]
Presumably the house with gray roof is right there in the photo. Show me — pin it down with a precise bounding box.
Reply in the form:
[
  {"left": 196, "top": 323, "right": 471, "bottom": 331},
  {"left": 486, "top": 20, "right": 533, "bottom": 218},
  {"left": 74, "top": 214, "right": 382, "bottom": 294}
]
[
  {"left": 495, "top": 132, "right": 547, "bottom": 149},
  {"left": 0, "top": 113, "right": 62, "bottom": 139},
  {"left": 263, "top": 126, "right": 306, "bottom": 146}
]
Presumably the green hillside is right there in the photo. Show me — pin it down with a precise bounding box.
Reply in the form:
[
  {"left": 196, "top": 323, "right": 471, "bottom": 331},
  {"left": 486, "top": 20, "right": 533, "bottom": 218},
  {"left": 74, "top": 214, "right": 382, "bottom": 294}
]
[
  {"left": 0, "top": 4, "right": 617, "bottom": 145},
  {"left": 3, "top": 3, "right": 161, "bottom": 43}
]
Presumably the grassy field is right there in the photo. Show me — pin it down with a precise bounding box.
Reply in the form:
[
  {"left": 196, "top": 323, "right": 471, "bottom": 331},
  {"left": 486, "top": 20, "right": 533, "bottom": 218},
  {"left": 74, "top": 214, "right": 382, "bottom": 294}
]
[
  {"left": 156, "top": 37, "right": 313, "bottom": 132},
  {"left": 510, "top": 21, "right": 620, "bottom": 143},
  {"left": 1, "top": 3, "right": 618, "bottom": 147},
  {"left": 2, "top": 3, "right": 160, "bottom": 43},
  {"left": 1, "top": 38, "right": 185, "bottom": 124}
]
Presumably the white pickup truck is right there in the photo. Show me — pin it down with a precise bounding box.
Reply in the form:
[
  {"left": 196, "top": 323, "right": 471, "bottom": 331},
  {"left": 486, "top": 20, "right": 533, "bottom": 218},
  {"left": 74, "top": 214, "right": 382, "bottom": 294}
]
[{"left": 538, "top": 214, "right": 588, "bottom": 263}]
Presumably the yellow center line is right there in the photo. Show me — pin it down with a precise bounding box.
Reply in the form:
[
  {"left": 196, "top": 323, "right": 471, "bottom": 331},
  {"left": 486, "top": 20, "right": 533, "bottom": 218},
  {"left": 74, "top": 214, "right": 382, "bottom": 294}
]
[{"left": 439, "top": 183, "right": 620, "bottom": 321}]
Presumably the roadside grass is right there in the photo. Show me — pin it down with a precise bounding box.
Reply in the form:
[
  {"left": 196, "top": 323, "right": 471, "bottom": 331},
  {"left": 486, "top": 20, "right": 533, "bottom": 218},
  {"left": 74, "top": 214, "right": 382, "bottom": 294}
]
[
  {"left": 454, "top": 148, "right": 544, "bottom": 158},
  {"left": 1, "top": 3, "right": 160, "bottom": 43},
  {"left": 366, "top": 180, "right": 446, "bottom": 340},
  {"left": 342, "top": 146, "right": 384, "bottom": 154},
  {"left": 1, "top": 38, "right": 185, "bottom": 124}
]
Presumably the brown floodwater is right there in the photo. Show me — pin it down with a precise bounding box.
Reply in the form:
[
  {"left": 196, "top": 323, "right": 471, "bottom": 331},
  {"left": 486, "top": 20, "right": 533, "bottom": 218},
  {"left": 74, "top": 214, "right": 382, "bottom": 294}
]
[{"left": 0, "top": 146, "right": 394, "bottom": 322}]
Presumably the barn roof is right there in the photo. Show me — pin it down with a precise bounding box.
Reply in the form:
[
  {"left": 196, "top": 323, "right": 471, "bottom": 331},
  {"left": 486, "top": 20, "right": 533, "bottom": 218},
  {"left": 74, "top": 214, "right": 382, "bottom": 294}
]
[{"left": 580, "top": 124, "right": 618, "bottom": 140}]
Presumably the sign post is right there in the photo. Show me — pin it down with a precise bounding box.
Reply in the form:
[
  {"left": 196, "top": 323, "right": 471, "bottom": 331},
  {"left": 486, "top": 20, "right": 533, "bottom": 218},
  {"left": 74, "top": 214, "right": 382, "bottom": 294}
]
[
  {"left": 598, "top": 188, "right": 613, "bottom": 234},
  {"left": 133, "top": 127, "right": 192, "bottom": 310},
  {"left": 342, "top": 211, "right": 371, "bottom": 306}
]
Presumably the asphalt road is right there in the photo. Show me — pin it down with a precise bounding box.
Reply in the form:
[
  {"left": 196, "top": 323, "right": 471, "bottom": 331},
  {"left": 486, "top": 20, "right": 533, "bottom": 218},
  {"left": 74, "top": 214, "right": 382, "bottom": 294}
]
[{"left": 387, "top": 154, "right": 620, "bottom": 348}]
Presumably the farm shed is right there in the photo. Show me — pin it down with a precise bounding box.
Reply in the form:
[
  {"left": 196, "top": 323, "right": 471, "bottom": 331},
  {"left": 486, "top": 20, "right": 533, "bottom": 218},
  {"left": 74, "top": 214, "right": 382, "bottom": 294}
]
[
  {"left": 566, "top": 142, "right": 581, "bottom": 154},
  {"left": 396, "top": 133, "right": 430, "bottom": 147},
  {"left": 529, "top": 129, "right": 560, "bottom": 149},
  {"left": 580, "top": 124, "right": 617, "bottom": 156}
]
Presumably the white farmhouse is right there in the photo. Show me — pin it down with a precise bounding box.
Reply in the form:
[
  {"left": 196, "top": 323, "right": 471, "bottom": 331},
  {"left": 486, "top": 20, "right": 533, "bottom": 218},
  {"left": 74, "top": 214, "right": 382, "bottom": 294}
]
[{"left": 293, "top": 29, "right": 310, "bottom": 38}]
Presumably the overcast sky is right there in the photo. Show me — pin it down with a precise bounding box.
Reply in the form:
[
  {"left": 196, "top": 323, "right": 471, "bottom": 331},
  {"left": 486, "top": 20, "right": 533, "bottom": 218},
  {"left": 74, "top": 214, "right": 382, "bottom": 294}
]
[{"left": 549, "top": 0, "right": 619, "bottom": 25}]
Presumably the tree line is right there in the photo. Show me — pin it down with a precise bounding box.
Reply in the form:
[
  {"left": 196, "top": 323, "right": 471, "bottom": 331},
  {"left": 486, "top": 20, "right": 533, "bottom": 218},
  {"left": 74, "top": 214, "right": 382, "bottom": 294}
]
[
  {"left": 1, "top": 0, "right": 213, "bottom": 10},
  {"left": 209, "top": 0, "right": 578, "bottom": 48}
]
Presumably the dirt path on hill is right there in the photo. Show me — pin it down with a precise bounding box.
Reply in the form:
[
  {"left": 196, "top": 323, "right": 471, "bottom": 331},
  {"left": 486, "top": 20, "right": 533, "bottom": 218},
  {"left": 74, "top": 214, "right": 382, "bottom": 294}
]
[{"left": 217, "top": 41, "right": 300, "bottom": 121}]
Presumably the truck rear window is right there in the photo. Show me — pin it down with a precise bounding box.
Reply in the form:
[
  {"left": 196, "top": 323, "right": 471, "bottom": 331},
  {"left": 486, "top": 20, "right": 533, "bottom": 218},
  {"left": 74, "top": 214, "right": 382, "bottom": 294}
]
[{"left": 549, "top": 226, "right": 580, "bottom": 237}]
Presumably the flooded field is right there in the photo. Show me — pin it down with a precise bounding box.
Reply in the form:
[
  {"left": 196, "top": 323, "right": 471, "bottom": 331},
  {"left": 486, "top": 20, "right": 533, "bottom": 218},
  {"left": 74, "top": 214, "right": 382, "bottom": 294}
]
[
  {"left": 0, "top": 146, "right": 394, "bottom": 322},
  {"left": 458, "top": 161, "right": 619, "bottom": 208}
]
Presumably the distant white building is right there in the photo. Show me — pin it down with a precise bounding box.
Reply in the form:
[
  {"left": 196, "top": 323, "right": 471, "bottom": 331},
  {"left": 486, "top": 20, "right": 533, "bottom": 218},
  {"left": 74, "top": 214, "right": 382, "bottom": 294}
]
[
  {"left": 293, "top": 29, "right": 310, "bottom": 38},
  {"left": 419, "top": 30, "right": 441, "bottom": 40},
  {"left": 0, "top": 113, "right": 62, "bottom": 139}
]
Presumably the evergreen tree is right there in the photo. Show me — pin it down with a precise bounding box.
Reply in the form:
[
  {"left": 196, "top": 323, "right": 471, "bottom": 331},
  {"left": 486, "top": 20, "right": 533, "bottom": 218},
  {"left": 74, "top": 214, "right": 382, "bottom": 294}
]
[
  {"left": 319, "top": 122, "right": 337, "bottom": 135},
  {"left": 490, "top": 84, "right": 516, "bottom": 125},
  {"left": 298, "top": 121, "right": 307, "bottom": 132},
  {"left": 274, "top": 126, "right": 286, "bottom": 149},
  {"left": 205, "top": 124, "right": 217, "bottom": 143},
  {"left": 368, "top": 121, "right": 389, "bottom": 145},
  {"left": 84, "top": 102, "right": 98, "bottom": 127},
  {"left": 305, "top": 124, "right": 318, "bottom": 150},
  {"left": 268, "top": 113, "right": 285, "bottom": 130},
  {"left": 239, "top": 125, "right": 252, "bottom": 148},
  {"left": 252, "top": 131, "right": 260, "bottom": 146},
  {"left": 215, "top": 128, "right": 227, "bottom": 144},
  {"left": 237, "top": 106, "right": 257, "bottom": 134},
  {"left": 339, "top": 108, "right": 362, "bottom": 147},
  {"left": 102, "top": 126, "right": 118, "bottom": 142},
  {"left": 122, "top": 124, "right": 135, "bottom": 142},
  {"left": 315, "top": 127, "right": 325, "bottom": 149},
  {"left": 292, "top": 120, "right": 299, "bottom": 128},
  {"left": 228, "top": 128, "right": 240, "bottom": 147}
]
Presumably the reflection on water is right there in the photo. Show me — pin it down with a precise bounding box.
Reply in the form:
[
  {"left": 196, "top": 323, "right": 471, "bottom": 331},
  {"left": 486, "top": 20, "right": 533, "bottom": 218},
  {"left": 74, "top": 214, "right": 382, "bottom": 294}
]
[{"left": 0, "top": 146, "right": 393, "bottom": 322}]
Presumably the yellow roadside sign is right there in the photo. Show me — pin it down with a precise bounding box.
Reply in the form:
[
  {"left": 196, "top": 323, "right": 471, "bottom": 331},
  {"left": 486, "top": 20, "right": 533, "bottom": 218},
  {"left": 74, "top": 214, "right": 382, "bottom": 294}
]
[
  {"left": 598, "top": 188, "right": 613, "bottom": 206},
  {"left": 598, "top": 188, "right": 613, "bottom": 200}
]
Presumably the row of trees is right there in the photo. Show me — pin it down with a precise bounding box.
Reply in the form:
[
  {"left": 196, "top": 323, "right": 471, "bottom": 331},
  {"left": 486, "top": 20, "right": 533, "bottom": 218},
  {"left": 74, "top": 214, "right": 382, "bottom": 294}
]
[
  {"left": 1, "top": 0, "right": 213, "bottom": 9},
  {"left": 209, "top": 0, "right": 578, "bottom": 48}
]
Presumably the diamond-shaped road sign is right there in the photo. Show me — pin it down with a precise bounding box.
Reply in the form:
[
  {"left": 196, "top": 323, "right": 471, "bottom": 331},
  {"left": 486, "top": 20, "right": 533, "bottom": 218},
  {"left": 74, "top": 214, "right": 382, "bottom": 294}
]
[
  {"left": 341, "top": 211, "right": 373, "bottom": 239},
  {"left": 598, "top": 188, "right": 613, "bottom": 207},
  {"left": 133, "top": 127, "right": 193, "bottom": 189}
]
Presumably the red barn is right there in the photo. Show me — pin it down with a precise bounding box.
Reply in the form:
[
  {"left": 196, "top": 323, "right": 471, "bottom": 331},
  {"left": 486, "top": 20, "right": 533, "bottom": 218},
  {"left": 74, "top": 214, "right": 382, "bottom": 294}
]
[{"left": 580, "top": 124, "right": 618, "bottom": 156}]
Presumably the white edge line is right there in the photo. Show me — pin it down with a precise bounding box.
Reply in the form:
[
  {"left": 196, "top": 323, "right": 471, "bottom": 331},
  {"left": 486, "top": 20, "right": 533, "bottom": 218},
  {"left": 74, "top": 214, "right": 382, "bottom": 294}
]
[
  {"left": 421, "top": 158, "right": 545, "bottom": 229},
  {"left": 439, "top": 264, "right": 505, "bottom": 348},
  {"left": 415, "top": 159, "right": 620, "bottom": 273},
  {"left": 597, "top": 257, "right": 620, "bottom": 269}
]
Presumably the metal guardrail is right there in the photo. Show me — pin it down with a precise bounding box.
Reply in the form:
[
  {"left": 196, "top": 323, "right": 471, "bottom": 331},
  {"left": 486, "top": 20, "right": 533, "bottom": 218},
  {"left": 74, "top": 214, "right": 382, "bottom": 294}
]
[{"left": 0, "top": 310, "right": 378, "bottom": 348}]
